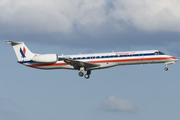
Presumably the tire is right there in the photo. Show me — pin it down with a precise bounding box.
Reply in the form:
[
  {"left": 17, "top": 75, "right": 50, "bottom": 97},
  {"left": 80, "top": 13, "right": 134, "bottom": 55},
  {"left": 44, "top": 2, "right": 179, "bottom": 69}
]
[
  {"left": 84, "top": 74, "right": 90, "bottom": 79},
  {"left": 78, "top": 72, "right": 84, "bottom": 77},
  {"left": 164, "top": 67, "right": 168, "bottom": 71}
]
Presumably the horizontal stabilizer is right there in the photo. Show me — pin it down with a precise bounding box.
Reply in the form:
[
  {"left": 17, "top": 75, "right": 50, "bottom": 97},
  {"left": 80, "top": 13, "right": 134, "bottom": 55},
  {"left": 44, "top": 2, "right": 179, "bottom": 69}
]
[{"left": 4, "top": 40, "right": 23, "bottom": 46}]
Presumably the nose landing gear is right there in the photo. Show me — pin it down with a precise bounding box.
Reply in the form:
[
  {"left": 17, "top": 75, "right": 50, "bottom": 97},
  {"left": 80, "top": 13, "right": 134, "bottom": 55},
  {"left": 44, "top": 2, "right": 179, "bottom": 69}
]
[
  {"left": 164, "top": 63, "right": 168, "bottom": 71},
  {"left": 164, "top": 61, "right": 176, "bottom": 71},
  {"left": 164, "top": 67, "right": 168, "bottom": 71}
]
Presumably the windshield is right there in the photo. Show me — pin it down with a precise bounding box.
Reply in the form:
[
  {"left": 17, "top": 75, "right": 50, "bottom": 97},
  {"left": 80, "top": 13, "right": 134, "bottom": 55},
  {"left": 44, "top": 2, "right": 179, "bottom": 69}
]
[
  {"left": 155, "top": 51, "right": 165, "bottom": 55},
  {"left": 159, "top": 51, "right": 165, "bottom": 55}
]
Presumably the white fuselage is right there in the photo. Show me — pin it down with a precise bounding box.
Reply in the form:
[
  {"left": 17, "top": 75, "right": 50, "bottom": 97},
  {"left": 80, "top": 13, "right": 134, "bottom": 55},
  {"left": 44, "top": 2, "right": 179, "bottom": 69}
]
[
  {"left": 21, "top": 50, "right": 178, "bottom": 71},
  {"left": 6, "top": 41, "right": 178, "bottom": 79}
]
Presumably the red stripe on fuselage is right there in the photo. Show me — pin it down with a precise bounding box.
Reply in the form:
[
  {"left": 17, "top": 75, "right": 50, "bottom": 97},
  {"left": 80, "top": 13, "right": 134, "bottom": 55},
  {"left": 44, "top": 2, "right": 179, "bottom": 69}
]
[
  {"left": 28, "top": 63, "right": 68, "bottom": 67},
  {"left": 89, "top": 57, "right": 177, "bottom": 64},
  {"left": 27, "top": 56, "right": 177, "bottom": 68}
]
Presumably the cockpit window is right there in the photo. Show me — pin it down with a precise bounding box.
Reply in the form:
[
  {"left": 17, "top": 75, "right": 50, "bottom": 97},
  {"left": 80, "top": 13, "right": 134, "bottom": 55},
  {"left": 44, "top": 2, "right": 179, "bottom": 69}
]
[
  {"left": 159, "top": 51, "right": 165, "bottom": 55},
  {"left": 155, "top": 51, "right": 165, "bottom": 55}
]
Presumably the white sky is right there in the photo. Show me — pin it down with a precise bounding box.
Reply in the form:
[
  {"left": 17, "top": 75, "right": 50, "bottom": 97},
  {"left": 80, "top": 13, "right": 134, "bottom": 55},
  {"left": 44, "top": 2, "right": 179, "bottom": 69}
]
[{"left": 1, "top": 0, "right": 180, "bottom": 33}]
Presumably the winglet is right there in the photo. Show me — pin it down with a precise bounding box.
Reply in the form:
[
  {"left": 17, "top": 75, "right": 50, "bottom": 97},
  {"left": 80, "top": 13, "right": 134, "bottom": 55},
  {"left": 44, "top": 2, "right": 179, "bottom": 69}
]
[{"left": 4, "top": 40, "right": 23, "bottom": 46}]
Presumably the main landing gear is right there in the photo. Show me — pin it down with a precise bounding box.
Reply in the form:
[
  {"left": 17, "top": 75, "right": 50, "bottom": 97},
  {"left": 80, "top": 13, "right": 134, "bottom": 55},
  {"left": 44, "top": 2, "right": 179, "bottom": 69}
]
[
  {"left": 78, "top": 72, "right": 84, "bottom": 77},
  {"left": 78, "top": 67, "right": 91, "bottom": 79},
  {"left": 84, "top": 71, "right": 91, "bottom": 79},
  {"left": 78, "top": 71, "right": 91, "bottom": 79}
]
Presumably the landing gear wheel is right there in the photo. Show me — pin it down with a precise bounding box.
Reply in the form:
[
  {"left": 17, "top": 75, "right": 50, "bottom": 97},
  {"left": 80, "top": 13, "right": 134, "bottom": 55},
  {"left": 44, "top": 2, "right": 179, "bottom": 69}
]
[
  {"left": 164, "top": 67, "right": 168, "bottom": 71},
  {"left": 78, "top": 72, "right": 84, "bottom": 77},
  {"left": 84, "top": 74, "right": 90, "bottom": 79}
]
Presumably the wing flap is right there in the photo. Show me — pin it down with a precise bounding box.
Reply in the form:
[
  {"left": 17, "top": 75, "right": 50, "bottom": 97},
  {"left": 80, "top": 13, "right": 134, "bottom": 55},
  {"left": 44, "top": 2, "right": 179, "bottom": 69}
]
[{"left": 59, "top": 57, "right": 100, "bottom": 68}]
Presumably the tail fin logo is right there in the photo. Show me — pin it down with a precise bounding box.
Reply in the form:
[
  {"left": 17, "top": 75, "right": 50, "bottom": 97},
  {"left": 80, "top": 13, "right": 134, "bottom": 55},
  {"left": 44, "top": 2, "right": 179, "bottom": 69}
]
[{"left": 20, "top": 47, "right": 26, "bottom": 58}]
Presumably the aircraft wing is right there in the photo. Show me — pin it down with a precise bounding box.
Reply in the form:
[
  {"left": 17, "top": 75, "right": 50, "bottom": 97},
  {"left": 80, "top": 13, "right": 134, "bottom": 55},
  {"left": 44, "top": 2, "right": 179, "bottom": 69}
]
[{"left": 59, "top": 57, "right": 100, "bottom": 68}]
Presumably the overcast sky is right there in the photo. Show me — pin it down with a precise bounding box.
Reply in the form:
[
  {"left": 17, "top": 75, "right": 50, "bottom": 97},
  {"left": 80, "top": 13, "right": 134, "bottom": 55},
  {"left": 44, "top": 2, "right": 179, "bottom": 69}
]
[{"left": 1, "top": 0, "right": 180, "bottom": 120}]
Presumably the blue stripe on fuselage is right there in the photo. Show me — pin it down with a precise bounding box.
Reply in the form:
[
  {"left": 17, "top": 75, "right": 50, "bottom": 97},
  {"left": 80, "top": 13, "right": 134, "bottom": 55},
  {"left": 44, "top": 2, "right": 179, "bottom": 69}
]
[{"left": 19, "top": 52, "right": 163, "bottom": 64}]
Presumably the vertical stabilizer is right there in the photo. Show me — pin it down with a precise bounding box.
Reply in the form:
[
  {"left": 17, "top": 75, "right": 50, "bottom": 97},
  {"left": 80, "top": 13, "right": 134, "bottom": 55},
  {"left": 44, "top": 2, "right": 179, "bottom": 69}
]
[{"left": 5, "top": 41, "right": 35, "bottom": 61}]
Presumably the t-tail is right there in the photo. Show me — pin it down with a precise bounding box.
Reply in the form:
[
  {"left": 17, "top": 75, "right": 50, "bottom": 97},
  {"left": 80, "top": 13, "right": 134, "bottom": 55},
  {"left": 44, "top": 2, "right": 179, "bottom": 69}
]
[
  {"left": 5, "top": 41, "right": 35, "bottom": 61},
  {"left": 5, "top": 41, "right": 58, "bottom": 64}
]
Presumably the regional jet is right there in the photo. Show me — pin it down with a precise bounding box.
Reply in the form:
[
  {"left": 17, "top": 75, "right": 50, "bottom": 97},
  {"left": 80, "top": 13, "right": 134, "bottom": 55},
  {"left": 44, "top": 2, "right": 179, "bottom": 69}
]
[{"left": 5, "top": 41, "right": 178, "bottom": 79}]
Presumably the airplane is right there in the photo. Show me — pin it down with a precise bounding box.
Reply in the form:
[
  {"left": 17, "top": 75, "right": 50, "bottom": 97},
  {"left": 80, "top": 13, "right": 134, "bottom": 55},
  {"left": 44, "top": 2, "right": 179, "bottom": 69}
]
[{"left": 5, "top": 41, "right": 178, "bottom": 79}]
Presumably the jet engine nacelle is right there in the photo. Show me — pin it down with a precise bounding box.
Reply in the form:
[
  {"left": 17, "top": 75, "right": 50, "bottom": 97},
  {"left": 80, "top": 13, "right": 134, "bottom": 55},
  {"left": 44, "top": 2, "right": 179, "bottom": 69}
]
[{"left": 32, "top": 54, "right": 58, "bottom": 63}]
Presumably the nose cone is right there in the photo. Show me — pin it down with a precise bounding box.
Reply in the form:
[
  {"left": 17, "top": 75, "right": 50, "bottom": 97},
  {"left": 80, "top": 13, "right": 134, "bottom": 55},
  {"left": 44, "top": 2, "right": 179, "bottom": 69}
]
[
  {"left": 172, "top": 57, "right": 178, "bottom": 62},
  {"left": 168, "top": 55, "right": 178, "bottom": 62},
  {"left": 176, "top": 58, "right": 179, "bottom": 61}
]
